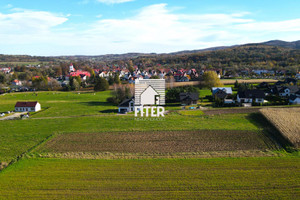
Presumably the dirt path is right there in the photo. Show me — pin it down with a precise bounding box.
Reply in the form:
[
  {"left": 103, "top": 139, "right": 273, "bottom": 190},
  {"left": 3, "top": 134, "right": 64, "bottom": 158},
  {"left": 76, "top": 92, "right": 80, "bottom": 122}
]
[
  {"left": 0, "top": 112, "right": 26, "bottom": 120},
  {"left": 203, "top": 108, "right": 260, "bottom": 115}
]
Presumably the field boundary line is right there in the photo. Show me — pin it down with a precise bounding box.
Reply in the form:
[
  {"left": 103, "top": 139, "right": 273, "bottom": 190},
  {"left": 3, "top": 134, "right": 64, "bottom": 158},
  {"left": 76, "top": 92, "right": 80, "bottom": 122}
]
[
  {"left": 27, "top": 150, "right": 286, "bottom": 160},
  {"left": 0, "top": 132, "right": 57, "bottom": 173}
]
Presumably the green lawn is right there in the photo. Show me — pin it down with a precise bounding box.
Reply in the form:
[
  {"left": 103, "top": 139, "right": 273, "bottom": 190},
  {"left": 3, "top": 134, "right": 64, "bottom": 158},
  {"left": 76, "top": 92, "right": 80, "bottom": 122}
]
[
  {"left": 0, "top": 91, "right": 116, "bottom": 117},
  {"left": 199, "top": 89, "right": 212, "bottom": 97},
  {"left": 0, "top": 157, "right": 299, "bottom": 199}
]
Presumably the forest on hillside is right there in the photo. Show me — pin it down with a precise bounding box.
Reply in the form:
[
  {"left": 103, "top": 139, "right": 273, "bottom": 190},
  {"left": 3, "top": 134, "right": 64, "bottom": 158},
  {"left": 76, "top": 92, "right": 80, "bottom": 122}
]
[{"left": 0, "top": 44, "right": 299, "bottom": 72}]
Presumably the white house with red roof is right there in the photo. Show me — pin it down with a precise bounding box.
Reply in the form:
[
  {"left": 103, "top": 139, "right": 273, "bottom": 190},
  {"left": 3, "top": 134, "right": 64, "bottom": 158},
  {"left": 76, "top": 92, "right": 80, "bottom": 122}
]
[
  {"left": 15, "top": 101, "right": 41, "bottom": 112},
  {"left": 0, "top": 67, "right": 11, "bottom": 74},
  {"left": 11, "top": 79, "right": 22, "bottom": 86}
]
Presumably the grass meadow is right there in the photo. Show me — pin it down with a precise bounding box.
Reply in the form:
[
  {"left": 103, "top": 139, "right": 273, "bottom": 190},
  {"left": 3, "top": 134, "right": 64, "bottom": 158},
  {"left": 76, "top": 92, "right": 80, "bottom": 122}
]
[
  {"left": 0, "top": 91, "right": 116, "bottom": 117},
  {"left": 0, "top": 157, "right": 299, "bottom": 199},
  {"left": 0, "top": 113, "right": 261, "bottom": 163},
  {"left": 0, "top": 91, "right": 299, "bottom": 199}
]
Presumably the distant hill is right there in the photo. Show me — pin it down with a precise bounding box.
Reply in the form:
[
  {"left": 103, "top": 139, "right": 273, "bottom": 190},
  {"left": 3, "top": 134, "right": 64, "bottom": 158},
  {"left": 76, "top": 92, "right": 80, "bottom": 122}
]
[
  {"left": 0, "top": 40, "right": 299, "bottom": 66},
  {"left": 246, "top": 40, "right": 300, "bottom": 50},
  {"left": 169, "top": 40, "right": 300, "bottom": 56}
]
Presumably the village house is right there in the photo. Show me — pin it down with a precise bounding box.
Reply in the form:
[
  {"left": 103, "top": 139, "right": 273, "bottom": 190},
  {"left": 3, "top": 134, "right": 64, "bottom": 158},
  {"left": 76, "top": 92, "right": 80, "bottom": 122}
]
[
  {"left": 15, "top": 101, "right": 41, "bottom": 112},
  {"left": 237, "top": 90, "right": 265, "bottom": 105},
  {"left": 289, "top": 95, "right": 300, "bottom": 104},
  {"left": 278, "top": 85, "right": 299, "bottom": 97},
  {"left": 11, "top": 79, "right": 22, "bottom": 86},
  {"left": 212, "top": 88, "right": 234, "bottom": 103},
  {"left": 212, "top": 87, "right": 235, "bottom": 104},
  {"left": 118, "top": 97, "right": 135, "bottom": 113},
  {"left": 0, "top": 67, "right": 11, "bottom": 74},
  {"left": 179, "top": 93, "right": 199, "bottom": 105}
]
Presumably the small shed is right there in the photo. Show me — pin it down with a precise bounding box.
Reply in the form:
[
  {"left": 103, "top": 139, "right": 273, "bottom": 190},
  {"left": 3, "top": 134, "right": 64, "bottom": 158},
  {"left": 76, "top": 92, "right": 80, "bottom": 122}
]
[{"left": 15, "top": 101, "right": 41, "bottom": 112}]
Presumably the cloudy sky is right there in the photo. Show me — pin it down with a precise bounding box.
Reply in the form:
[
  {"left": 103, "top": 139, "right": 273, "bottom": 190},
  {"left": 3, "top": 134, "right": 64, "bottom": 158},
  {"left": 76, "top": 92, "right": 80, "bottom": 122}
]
[{"left": 0, "top": 0, "right": 299, "bottom": 56}]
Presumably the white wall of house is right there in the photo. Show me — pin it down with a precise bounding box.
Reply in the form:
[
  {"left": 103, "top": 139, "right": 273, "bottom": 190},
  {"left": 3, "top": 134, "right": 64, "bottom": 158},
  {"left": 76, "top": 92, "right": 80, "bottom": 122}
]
[
  {"left": 237, "top": 95, "right": 252, "bottom": 103},
  {"left": 224, "top": 99, "right": 235, "bottom": 104},
  {"left": 255, "top": 98, "right": 264, "bottom": 103},
  {"left": 118, "top": 101, "right": 134, "bottom": 113},
  {"left": 15, "top": 103, "right": 41, "bottom": 112},
  {"left": 290, "top": 98, "right": 300, "bottom": 104}
]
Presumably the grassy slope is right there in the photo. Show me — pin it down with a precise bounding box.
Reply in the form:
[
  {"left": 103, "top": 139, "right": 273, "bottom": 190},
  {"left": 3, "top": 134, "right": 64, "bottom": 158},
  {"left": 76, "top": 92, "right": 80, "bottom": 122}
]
[{"left": 0, "top": 157, "right": 299, "bottom": 199}]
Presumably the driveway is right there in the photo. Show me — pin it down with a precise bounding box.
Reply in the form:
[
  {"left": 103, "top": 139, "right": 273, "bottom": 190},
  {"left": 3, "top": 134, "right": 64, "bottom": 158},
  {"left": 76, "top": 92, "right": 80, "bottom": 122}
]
[{"left": 0, "top": 112, "right": 27, "bottom": 120}]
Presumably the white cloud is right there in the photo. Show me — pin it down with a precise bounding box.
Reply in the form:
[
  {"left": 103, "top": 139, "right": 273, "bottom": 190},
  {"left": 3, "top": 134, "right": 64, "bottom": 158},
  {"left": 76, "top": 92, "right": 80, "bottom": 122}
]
[
  {"left": 96, "top": 0, "right": 134, "bottom": 4},
  {"left": 0, "top": 10, "right": 67, "bottom": 34},
  {"left": 5, "top": 4, "right": 13, "bottom": 9},
  {"left": 0, "top": 3, "right": 300, "bottom": 56}
]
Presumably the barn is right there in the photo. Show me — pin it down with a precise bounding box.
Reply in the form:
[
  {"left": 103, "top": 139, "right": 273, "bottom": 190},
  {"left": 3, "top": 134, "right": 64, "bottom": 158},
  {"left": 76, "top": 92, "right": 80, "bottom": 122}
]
[{"left": 15, "top": 101, "right": 41, "bottom": 112}]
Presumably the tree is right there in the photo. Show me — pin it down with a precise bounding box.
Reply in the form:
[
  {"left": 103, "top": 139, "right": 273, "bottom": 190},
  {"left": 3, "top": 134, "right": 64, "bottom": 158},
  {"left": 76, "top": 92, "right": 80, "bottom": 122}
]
[
  {"left": 237, "top": 83, "right": 250, "bottom": 92},
  {"left": 54, "top": 66, "right": 62, "bottom": 77},
  {"left": 18, "top": 72, "right": 31, "bottom": 81},
  {"left": 234, "top": 80, "right": 239, "bottom": 89},
  {"left": 85, "top": 66, "right": 95, "bottom": 78},
  {"left": 69, "top": 76, "right": 81, "bottom": 91},
  {"left": 48, "top": 79, "right": 62, "bottom": 91},
  {"left": 0, "top": 73, "right": 6, "bottom": 84},
  {"left": 113, "top": 73, "right": 121, "bottom": 84},
  {"left": 166, "top": 86, "right": 199, "bottom": 103},
  {"left": 94, "top": 77, "right": 109, "bottom": 91},
  {"left": 128, "top": 65, "right": 134, "bottom": 73},
  {"left": 32, "top": 76, "right": 48, "bottom": 90},
  {"left": 108, "top": 76, "right": 114, "bottom": 85},
  {"left": 107, "top": 84, "right": 134, "bottom": 105},
  {"left": 202, "top": 71, "right": 223, "bottom": 88},
  {"left": 150, "top": 75, "right": 159, "bottom": 79}
]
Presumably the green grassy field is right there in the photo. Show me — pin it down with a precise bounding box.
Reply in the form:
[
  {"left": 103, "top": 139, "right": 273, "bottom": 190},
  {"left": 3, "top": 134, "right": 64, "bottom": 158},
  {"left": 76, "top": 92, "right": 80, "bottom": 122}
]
[
  {"left": 0, "top": 157, "right": 299, "bottom": 199},
  {"left": 0, "top": 113, "right": 261, "bottom": 163},
  {"left": 0, "top": 91, "right": 116, "bottom": 117},
  {"left": 0, "top": 91, "right": 299, "bottom": 199}
]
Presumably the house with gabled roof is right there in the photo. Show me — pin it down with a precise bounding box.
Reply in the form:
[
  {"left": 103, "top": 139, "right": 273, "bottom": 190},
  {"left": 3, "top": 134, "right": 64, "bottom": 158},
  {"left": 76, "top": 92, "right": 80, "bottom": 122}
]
[
  {"left": 15, "top": 101, "right": 41, "bottom": 112},
  {"left": 118, "top": 97, "right": 135, "bottom": 113},
  {"left": 212, "top": 87, "right": 234, "bottom": 104},
  {"left": 237, "top": 90, "right": 265, "bottom": 104},
  {"left": 289, "top": 95, "right": 300, "bottom": 104},
  {"left": 179, "top": 93, "right": 199, "bottom": 105}
]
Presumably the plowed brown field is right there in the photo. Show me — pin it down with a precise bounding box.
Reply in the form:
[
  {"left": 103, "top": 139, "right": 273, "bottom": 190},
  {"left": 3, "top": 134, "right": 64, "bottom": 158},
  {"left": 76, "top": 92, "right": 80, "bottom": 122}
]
[
  {"left": 36, "top": 130, "right": 277, "bottom": 154},
  {"left": 260, "top": 107, "right": 300, "bottom": 148}
]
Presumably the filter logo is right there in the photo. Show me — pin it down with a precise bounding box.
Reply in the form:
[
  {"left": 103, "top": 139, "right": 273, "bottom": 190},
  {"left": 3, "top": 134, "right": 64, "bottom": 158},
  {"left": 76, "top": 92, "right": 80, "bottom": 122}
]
[{"left": 134, "top": 79, "right": 165, "bottom": 117}]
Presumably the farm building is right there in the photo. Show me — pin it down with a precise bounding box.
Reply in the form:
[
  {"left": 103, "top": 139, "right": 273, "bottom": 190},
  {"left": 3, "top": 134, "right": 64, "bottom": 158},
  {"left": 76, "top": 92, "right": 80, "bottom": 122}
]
[
  {"left": 118, "top": 97, "right": 135, "bottom": 113},
  {"left": 15, "top": 101, "right": 41, "bottom": 112}
]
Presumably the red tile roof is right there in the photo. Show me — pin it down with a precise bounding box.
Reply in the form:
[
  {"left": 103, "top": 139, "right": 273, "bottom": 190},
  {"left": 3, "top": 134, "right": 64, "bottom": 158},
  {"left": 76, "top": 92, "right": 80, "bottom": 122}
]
[{"left": 15, "top": 101, "right": 38, "bottom": 107}]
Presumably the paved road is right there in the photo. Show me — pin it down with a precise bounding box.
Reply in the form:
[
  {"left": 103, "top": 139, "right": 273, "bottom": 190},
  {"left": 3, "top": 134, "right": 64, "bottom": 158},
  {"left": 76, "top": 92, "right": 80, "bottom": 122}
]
[{"left": 0, "top": 112, "right": 27, "bottom": 120}]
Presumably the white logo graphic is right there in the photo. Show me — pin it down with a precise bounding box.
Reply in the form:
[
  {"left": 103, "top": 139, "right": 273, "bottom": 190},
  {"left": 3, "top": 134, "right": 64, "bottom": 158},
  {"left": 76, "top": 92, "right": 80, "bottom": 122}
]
[{"left": 134, "top": 79, "right": 165, "bottom": 117}]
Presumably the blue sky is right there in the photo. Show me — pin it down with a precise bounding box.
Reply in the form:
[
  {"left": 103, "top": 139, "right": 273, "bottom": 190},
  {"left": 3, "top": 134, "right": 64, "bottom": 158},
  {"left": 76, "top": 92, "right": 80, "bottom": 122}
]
[{"left": 0, "top": 0, "right": 299, "bottom": 56}]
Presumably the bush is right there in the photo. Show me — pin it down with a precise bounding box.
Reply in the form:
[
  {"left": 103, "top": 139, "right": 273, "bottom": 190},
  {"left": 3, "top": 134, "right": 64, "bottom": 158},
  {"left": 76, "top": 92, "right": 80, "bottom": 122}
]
[
  {"left": 107, "top": 85, "right": 134, "bottom": 105},
  {"left": 94, "top": 77, "right": 109, "bottom": 91}
]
